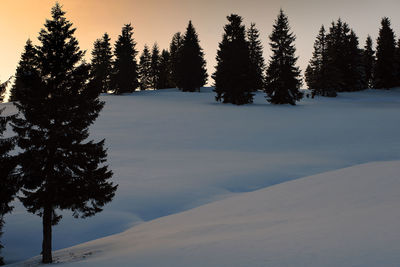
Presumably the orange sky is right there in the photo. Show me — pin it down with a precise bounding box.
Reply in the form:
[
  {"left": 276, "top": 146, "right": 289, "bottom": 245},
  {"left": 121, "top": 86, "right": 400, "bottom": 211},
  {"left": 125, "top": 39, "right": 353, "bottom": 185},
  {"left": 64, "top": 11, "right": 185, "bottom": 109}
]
[{"left": 1, "top": 0, "right": 400, "bottom": 85}]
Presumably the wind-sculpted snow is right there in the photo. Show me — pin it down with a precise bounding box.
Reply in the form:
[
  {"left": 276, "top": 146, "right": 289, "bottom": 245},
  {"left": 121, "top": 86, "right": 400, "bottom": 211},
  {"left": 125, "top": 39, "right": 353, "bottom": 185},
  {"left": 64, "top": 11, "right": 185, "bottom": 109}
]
[
  {"left": 12, "top": 160, "right": 400, "bottom": 266},
  {"left": 2, "top": 88, "right": 400, "bottom": 263}
]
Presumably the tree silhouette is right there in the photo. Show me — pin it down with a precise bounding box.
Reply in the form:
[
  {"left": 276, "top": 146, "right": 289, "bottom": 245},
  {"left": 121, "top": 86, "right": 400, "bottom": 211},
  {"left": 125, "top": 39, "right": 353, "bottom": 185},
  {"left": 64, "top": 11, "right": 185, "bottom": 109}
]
[
  {"left": 91, "top": 33, "right": 113, "bottom": 94},
  {"left": 265, "top": 10, "right": 302, "bottom": 105},
  {"left": 111, "top": 24, "right": 139, "bottom": 94},
  {"left": 213, "top": 14, "right": 254, "bottom": 105},
  {"left": 138, "top": 44, "right": 152, "bottom": 90},
  {"left": 0, "top": 81, "right": 18, "bottom": 266},
  {"left": 362, "top": 36, "right": 375, "bottom": 88},
  {"left": 158, "top": 49, "right": 173, "bottom": 89},
  {"left": 150, "top": 43, "right": 161, "bottom": 89},
  {"left": 11, "top": 4, "right": 117, "bottom": 263},
  {"left": 374, "top": 17, "right": 397, "bottom": 89},
  {"left": 247, "top": 23, "right": 265, "bottom": 91},
  {"left": 10, "top": 39, "right": 38, "bottom": 102},
  {"left": 178, "top": 21, "right": 208, "bottom": 92},
  {"left": 169, "top": 32, "right": 183, "bottom": 88}
]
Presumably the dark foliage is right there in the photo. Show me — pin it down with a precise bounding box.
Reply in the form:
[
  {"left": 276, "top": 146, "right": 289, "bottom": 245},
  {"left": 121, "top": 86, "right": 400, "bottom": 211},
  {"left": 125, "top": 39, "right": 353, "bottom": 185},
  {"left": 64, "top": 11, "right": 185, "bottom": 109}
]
[
  {"left": 11, "top": 4, "right": 117, "bottom": 263},
  {"left": 178, "top": 21, "right": 208, "bottom": 92},
  {"left": 138, "top": 44, "right": 152, "bottom": 90},
  {"left": 169, "top": 32, "right": 183, "bottom": 88},
  {"left": 158, "top": 50, "right": 174, "bottom": 89},
  {"left": 247, "top": 23, "right": 265, "bottom": 91},
  {"left": 150, "top": 43, "right": 161, "bottom": 89},
  {"left": 362, "top": 36, "right": 375, "bottom": 89},
  {"left": 10, "top": 40, "right": 38, "bottom": 102},
  {"left": 213, "top": 14, "right": 254, "bottom": 105},
  {"left": 373, "top": 17, "right": 397, "bottom": 89},
  {"left": 91, "top": 33, "right": 113, "bottom": 94},
  {"left": 0, "top": 81, "right": 18, "bottom": 266},
  {"left": 265, "top": 10, "right": 302, "bottom": 105},
  {"left": 111, "top": 23, "right": 139, "bottom": 94}
]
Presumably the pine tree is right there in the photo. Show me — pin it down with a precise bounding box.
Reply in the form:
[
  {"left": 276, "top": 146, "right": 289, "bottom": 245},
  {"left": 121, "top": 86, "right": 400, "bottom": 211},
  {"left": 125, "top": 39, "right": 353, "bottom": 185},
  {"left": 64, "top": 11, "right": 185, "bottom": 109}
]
[
  {"left": 305, "top": 25, "right": 336, "bottom": 96},
  {"left": 150, "top": 43, "right": 161, "bottom": 89},
  {"left": 158, "top": 49, "right": 173, "bottom": 89},
  {"left": 247, "top": 23, "right": 265, "bottom": 91},
  {"left": 0, "top": 81, "right": 18, "bottom": 266},
  {"left": 10, "top": 39, "right": 38, "bottom": 102},
  {"left": 11, "top": 4, "right": 117, "bottom": 263},
  {"left": 213, "top": 14, "right": 254, "bottom": 105},
  {"left": 111, "top": 23, "right": 139, "bottom": 94},
  {"left": 343, "top": 30, "right": 364, "bottom": 91},
  {"left": 138, "top": 44, "right": 152, "bottom": 90},
  {"left": 169, "top": 32, "right": 183, "bottom": 88},
  {"left": 265, "top": 10, "right": 302, "bottom": 105},
  {"left": 91, "top": 33, "right": 113, "bottom": 93},
  {"left": 362, "top": 35, "right": 375, "bottom": 88},
  {"left": 374, "top": 17, "right": 397, "bottom": 89},
  {"left": 178, "top": 21, "right": 208, "bottom": 92}
]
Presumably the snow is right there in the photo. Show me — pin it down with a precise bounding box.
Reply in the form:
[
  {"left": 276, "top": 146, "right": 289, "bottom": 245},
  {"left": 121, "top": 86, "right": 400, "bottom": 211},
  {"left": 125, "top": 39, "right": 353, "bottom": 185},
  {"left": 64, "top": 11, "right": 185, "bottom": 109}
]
[
  {"left": 10, "top": 160, "right": 400, "bottom": 266},
  {"left": 2, "top": 88, "right": 400, "bottom": 265}
]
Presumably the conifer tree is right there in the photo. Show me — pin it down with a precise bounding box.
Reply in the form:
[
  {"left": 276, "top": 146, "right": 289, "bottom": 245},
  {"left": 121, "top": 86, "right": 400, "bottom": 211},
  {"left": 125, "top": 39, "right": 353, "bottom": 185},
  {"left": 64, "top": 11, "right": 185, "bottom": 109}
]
[
  {"left": 150, "top": 43, "right": 161, "bottom": 89},
  {"left": 247, "top": 23, "right": 265, "bottom": 91},
  {"left": 111, "top": 23, "right": 139, "bottom": 94},
  {"left": 213, "top": 14, "right": 253, "bottom": 105},
  {"left": 0, "top": 81, "right": 18, "bottom": 266},
  {"left": 362, "top": 35, "right": 375, "bottom": 88},
  {"left": 138, "top": 45, "right": 152, "bottom": 90},
  {"left": 91, "top": 33, "right": 113, "bottom": 93},
  {"left": 158, "top": 49, "right": 173, "bottom": 89},
  {"left": 374, "top": 17, "right": 397, "bottom": 89},
  {"left": 265, "top": 10, "right": 302, "bottom": 105},
  {"left": 305, "top": 25, "right": 336, "bottom": 96},
  {"left": 178, "top": 21, "right": 208, "bottom": 92},
  {"left": 11, "top": 4, "right": 117, "bottom": 263},
  {"left": 169, "top": 32, "right": 183, "bottom": 88},
  {"left": 10, "top": 39, "right": 38, "bottom": 102},
  {"left": 343, "top": 30, "right": 364, "bottom": 91}
]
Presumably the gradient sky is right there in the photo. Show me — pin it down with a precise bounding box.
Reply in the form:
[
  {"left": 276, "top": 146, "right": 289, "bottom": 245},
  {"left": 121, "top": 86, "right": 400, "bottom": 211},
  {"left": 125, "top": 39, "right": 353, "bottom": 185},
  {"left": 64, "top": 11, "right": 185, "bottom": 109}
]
[{"left": 1, "top": 0, "right": 400, "bottom": 85}]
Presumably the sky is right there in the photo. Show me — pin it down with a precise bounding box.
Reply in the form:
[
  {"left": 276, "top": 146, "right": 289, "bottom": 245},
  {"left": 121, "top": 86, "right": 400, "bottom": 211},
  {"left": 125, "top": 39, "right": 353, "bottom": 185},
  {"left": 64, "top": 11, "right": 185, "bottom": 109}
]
[{"left": 1, "top": 0, "right": 400, "bottom": 86}]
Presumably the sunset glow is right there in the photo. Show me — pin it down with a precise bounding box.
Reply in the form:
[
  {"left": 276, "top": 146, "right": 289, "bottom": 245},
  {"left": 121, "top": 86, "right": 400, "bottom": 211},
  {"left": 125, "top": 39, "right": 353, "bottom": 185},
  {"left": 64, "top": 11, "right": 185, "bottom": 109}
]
[{"left": 1, "top": 0, "right": 400, "bottom": 84}]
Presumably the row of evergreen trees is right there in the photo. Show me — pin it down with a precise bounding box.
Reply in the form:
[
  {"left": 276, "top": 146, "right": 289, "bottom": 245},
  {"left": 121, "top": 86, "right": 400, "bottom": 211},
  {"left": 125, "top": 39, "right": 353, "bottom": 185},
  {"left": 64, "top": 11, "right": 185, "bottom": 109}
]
[
  {"left": 306, "top": 17, "right": 400, "bottom": 97},
  {"left": 214, "top": 11, "right": 302, "bottom": 105},
  {"left": 1, "top": 4, "right": 117, "bottom": 264},
  {"left": 84, "top": 20, "right": 208, "bottom": 95}
]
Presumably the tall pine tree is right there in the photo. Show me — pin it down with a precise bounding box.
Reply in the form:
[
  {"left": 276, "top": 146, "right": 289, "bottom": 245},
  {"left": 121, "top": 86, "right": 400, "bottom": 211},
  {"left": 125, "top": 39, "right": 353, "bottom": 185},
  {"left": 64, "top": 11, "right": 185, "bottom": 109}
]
[
  {"left": 374, "top": 17, "right": 397, "bottom": 89},
  {"left": 91, "top": 33, "right": 113, "bottom": 93},
  {"left": 213, "top": 14, "right": 254, "bottom": 105},
  {"left": 265, "top": 10, "right": 302, "bottom": 105},
  {"left": 10, "top": 39, "right": 38, "bottom": 102},
  {"left": 169, "top": 32, "right": 183, "bottom": 88},
  {"left": 305, "top": 25, "right": 336, "bottom": 96},
  {"left": 112, "top": 23, "right": 139, "bottom": 94},
  {"left": 343, "top": 30, "right": 364, "bottom": 91},
  {"left": 178, "top": 21, "right": 208, "bottom": 92},
  {"left": 362, "top": 35, "right": 375, "bottom": 88},
  {"left": 0, "top": 81, "right": 18, "bottom": 266},
  {"left": 138, "top": 44, "right": 152, "bottom": 90},
  {"left": 11, "top": 4, "right": 117, "bottom": 263},
  {"left": 395, "top": 39, "right": 400, "bottom": 86},
  {"left": 150, "top": 43, "right": 161, "bottom": 89},
  {"left": 247, "top": 23, "right": 265, "bottom": 91},
  {"left": 158, "top": 49, "right": 173, "bottom": 89}
]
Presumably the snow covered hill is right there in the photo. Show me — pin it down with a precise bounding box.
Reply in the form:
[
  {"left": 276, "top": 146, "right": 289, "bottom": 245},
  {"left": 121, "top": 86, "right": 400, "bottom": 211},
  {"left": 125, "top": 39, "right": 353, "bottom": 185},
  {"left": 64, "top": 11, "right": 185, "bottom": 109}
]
[
  {"left": 2, "top": 88, "right": 400, "bottom": 264},
  {"left": 13, "top": 160, "right": 400, "bottom": 266}
]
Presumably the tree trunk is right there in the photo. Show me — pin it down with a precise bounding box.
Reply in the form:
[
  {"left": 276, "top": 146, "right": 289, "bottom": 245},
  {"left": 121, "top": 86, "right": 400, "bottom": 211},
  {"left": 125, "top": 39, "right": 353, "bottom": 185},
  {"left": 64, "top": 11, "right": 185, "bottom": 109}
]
[{"left": 42, "top": 205, "right": 53, "bottom": 263}]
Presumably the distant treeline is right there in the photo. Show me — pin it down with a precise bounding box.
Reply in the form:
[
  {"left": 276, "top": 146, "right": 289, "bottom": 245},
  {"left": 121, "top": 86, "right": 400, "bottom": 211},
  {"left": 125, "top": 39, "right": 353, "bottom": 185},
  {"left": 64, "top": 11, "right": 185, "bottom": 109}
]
[{"left": 8, "top": 10, "right": 400, "bottom": 106}]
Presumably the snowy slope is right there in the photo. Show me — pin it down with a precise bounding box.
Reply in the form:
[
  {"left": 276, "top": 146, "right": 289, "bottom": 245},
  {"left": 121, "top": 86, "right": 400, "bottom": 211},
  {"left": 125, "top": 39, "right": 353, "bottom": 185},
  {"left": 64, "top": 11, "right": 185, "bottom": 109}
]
[
  {"left": 13, "top": 160, "right": 400, "bottom": 267},
  {"left": 2, "top": 88, "right": 400, "bottom": 263}
]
